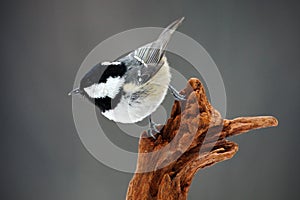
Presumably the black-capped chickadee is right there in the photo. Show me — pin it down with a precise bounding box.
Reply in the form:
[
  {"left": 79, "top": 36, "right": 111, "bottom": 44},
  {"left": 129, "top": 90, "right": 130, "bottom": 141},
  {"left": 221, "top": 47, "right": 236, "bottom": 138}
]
[{"left": 69, "top": 17, "right": 186, "bottom": 138}]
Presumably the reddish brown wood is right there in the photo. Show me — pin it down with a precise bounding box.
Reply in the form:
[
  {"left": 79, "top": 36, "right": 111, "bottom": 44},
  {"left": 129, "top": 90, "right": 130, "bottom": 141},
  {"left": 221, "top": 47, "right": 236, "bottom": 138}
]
[{"left": 126, "top": 78, "right": 278, "bottom": 200}]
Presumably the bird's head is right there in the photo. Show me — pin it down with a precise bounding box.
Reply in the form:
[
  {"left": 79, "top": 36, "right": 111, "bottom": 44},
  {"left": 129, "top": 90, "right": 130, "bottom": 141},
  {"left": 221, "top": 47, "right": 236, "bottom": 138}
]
[{"left": 69, "top": 61, "right": 127, "bottom": 109}]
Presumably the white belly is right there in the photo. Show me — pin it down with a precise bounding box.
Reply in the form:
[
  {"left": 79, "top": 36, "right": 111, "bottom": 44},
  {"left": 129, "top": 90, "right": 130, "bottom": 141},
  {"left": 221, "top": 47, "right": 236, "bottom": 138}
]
[{"left": 102, "top": 58, "right": 171, "bottom": 123}]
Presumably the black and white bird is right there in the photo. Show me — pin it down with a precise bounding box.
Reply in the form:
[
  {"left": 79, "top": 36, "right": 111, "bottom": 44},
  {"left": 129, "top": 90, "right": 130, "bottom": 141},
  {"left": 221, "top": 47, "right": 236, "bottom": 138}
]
[{"left": 69, "top": 17, "right": 186, "bottom": 138}]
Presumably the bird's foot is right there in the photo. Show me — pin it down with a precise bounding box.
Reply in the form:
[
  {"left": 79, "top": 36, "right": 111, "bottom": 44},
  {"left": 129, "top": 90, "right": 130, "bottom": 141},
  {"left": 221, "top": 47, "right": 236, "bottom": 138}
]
[
  {"left": 147, "top": 116, "right": 161, "bottom": 139},
  {"left": 169, "top": 85, "right": 186, "bottom": 101}
]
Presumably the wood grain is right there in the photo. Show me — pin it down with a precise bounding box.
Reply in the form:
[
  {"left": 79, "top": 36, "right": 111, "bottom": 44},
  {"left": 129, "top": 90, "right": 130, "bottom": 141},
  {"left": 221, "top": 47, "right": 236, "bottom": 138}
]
[{"left": 126, "top": 78, "right": 278, "bottom": 200}]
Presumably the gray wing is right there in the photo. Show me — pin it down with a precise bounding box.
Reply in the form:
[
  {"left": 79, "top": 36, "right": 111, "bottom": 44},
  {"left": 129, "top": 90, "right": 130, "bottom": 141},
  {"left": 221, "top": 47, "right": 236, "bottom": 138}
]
[
  {"left": 122, "top": 17, "right": 184, "bottom": 85},
  {"left": 124, "top": 62, "right": 164, "bottom": 86}
]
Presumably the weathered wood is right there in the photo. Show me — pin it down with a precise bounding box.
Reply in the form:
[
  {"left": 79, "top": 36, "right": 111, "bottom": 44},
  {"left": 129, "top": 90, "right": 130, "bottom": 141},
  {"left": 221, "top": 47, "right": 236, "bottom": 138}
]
[{"left": 126, "top": 78, "right": 278, "bottom": 200}]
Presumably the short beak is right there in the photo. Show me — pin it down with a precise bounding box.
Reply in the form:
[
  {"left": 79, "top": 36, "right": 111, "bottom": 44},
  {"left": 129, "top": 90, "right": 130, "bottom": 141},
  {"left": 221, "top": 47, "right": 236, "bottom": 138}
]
[{"left": 68, "top": 88, "right": 82, "bottom": 96}]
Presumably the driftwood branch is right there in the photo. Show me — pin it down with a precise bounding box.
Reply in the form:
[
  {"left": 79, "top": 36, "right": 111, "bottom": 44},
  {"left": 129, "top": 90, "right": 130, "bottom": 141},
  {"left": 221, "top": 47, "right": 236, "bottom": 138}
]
[{"left": 126, "top": 78, "right": 278, "bottom": 200}]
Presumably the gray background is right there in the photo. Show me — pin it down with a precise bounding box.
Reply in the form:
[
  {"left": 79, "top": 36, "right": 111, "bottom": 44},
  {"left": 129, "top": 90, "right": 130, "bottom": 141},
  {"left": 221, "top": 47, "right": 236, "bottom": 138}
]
[{"left": 1, "top": 0, "right": 299, "bottom": 199}]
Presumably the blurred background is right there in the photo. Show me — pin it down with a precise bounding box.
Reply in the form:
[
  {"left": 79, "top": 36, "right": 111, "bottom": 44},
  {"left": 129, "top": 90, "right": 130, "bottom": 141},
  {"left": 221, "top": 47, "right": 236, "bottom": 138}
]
[{"left": 1, "top": 0, "right": 299, "bottom": 199}]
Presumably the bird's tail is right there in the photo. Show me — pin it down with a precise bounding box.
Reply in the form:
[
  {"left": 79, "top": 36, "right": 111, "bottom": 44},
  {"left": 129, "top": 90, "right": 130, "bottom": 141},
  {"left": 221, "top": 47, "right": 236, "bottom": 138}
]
[
  {"left": 156, "top": 17, "right": 184, "bottom": 51},
  {"left": 133, "top": 17, "right": 184, "bottom": 64}
]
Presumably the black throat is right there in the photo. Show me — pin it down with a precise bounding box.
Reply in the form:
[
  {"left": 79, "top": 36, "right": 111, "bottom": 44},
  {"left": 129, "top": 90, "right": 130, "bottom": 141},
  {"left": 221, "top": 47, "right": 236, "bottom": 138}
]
[{"left": 93, "top": 89, "right": 123, "bottom": 112}]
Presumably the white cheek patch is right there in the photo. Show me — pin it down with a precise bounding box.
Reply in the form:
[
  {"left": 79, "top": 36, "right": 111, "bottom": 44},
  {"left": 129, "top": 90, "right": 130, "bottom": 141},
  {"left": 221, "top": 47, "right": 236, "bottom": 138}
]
[
  {"left": 84, "top": 76, "right": 125, "bottom": 99},
  {"left": 101, "top": 61, "right": 121, "bottom": 65}
]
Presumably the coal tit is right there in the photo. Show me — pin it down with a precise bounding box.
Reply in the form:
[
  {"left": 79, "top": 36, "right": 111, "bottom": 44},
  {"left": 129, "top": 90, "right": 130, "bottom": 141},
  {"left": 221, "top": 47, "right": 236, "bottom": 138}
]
[{"left": 69, "top": 17, "right": 186, "bottom": 138}]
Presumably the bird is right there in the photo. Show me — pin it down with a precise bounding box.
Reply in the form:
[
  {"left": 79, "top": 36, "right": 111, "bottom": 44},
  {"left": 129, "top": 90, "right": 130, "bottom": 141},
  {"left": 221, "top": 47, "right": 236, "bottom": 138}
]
[{"left": 69, "top": 17, "right": 186, "bottom": 138}]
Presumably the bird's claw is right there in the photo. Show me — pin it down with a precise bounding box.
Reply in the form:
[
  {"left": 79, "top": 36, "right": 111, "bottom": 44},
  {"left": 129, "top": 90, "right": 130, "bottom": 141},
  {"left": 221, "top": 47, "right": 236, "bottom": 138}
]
[
  {"left": 169, "top": 85, "right": 186, "bottom": 101},
  {"left": 147, "top": 122, "right": 161, "bottom": 139},
  {"left": 173, "top": 93, "right": 186, "bottom": 101}
]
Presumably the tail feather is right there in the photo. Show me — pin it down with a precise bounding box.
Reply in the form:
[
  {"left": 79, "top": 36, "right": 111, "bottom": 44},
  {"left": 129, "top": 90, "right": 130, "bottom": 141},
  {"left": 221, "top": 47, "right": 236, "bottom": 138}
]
[
  {"left": 156, "top": 17, "right": 184, "bottom": 50},
  {"left": 134, "top": 17, "right": 185, "bottom": 65}
]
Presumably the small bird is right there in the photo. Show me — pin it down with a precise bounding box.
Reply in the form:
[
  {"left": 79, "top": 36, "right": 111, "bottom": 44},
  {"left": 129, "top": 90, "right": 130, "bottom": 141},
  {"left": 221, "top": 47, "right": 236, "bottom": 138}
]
[{"left": 69, "top": 17, "right": 186, "bottom": 138}]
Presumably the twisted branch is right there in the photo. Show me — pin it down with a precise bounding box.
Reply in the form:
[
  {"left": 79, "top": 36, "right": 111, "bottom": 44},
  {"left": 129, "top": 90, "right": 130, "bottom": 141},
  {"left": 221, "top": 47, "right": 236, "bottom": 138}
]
[{"left": 126, "top": 78, "right": 278, "bottom": 200}]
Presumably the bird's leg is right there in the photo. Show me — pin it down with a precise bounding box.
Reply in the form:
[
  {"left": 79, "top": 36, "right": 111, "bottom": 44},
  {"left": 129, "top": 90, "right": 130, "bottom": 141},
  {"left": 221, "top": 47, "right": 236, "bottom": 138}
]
[
  {"left": 147, "top": 115, "right": 160, "bottom": 139},
  {"left": 168, "top": 85, "right": 186, "bottom": 101}
]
